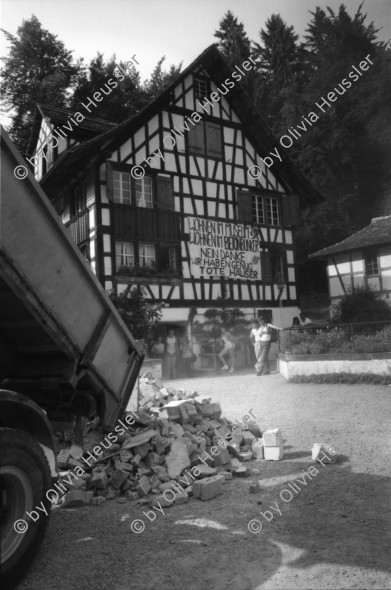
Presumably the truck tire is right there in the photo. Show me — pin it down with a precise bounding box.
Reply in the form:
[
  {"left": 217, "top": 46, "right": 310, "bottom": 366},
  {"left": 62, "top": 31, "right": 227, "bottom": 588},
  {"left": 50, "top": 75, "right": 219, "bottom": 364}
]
[{"left": 0, "top": 428, "right": 52, "bottom": 589}]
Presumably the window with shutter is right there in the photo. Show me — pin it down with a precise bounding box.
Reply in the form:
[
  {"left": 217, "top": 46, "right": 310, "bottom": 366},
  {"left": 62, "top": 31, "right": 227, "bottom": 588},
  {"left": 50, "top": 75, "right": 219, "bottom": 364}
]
[
  {"left": 156, "top": 175, "right": 174, "bottom": 210},
  {"left": 237, "top": 190, "right": 253, "bottom": 223},
  {"left": 188, "top": 123, "right": 205, "bottom": 154},
  {"left": 194, "top": 77, "right": 208, "bottom": 100},
  {"left": 252, "top": 194, "right": 265, "bottom": 224},
  {"left": 135, "top": 176, "right": 153, "bottom": 208},
  {"left": 206, "top": 123, "right": 223, "bottom": 158},
  {"left": 113, "top": 171, "right": 131, "bottom": 205},
  {"left": 266, "top": 196, "right": 280, "bottom": 226},
  {"left": 260, "top": 251, "right": 273, "bottom": 282},
  {"left": 281, "top": 194, "right": 301, "bottom": 226},
  {"left": 115, "top": 241, "right": 134, "bottom": 270}
]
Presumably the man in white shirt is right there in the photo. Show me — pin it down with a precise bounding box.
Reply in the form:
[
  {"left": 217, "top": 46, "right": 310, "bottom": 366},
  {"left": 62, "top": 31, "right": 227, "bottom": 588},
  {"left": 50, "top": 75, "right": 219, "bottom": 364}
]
[
  {"left": 250, "top": 320, "right": 263, "bottom": 367},
  {"left": 254, "top": 317, "right": 282, "bottom": 376},
  {"left": 299, "top": 312, "right": 312, "bottom": 327}
]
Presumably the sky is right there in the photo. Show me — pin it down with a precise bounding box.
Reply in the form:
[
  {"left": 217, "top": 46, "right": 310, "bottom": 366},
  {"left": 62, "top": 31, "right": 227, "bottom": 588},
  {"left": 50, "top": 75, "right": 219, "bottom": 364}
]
[{"left": 1, "top": 0, "right": 390, "bottom": 83}]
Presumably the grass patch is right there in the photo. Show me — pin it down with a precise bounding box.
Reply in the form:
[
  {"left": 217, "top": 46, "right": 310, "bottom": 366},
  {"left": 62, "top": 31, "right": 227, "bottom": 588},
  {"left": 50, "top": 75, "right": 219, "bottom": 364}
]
[{"left": 289, "top": 372, "right": 391, "bottom": 385}]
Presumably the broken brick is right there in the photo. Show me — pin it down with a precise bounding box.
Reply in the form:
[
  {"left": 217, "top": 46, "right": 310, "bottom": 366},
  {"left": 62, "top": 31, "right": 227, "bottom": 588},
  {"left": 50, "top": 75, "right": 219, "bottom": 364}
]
[
  {"left": 62, "top": 490, "right": 93, "bottom": 506},
  {"left": 250, "top": 481, "right": 260, "bottom": 493},
  {"left": 174, "top": 492, "right": 189, "bottom": 504},
  {"left": 90, "top": 470, "right": 108, "bottom": 490},
  {"left": 57, "top": 449, "right": 71, "bottom": 469},
  {"left": 213, "top": 448, "right": 231, "bottom": 466},
  {"left": 192, "top": 475, "right": 224, "bottom": 501},
  {"left": 108, "top": 469, "right": 129, "bottom": 490},
  {"left": 91, "top": 496, "right": 106, "bottom": 506},
  {"left": 151, "top": 494, "right": 174, "bottom": 508},
  {"left": 125, "top": 491, "right": 139, "bottom": 500},
  {"left": 263, "top": 428, "right": 283, "bottom": 448},
  {"left": 166, "top": 441, "right": 190, "bottom": 478},
  {"left": 136, "top": 475, "right": 151, "bottom": 497},
  {"left": 238, "top": 451, "right": 252, "bottom": 462}
]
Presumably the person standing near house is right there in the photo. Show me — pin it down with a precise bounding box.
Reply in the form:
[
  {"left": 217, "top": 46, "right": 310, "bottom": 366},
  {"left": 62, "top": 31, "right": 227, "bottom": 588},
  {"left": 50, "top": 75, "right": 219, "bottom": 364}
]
[
  {"left": 299, "top": 312, "right": 312, "bottom": 327},
  {"left": 152, "top": 336, "right": 164, "bottom": 357},
  {"left": 180, "top": 337, "right": 194, "bottom": 377},
  {"left": 218, "top": 327, "right": 235, "bottom": 374},
  {"left": 165, "top": 329, "right": 178, "bottom": 379},
  {"left": 250, "top": 319, "right": 262, "bottom": 367},
  {"left": 255, "top": 317, "right": 283, "bottom": 376}
]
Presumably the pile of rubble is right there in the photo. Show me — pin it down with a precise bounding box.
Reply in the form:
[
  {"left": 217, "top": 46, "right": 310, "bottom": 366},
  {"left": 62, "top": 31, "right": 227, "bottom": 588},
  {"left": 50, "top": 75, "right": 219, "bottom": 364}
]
[{"left": 54, "top": 372, "right": 276, "bottom": 508}]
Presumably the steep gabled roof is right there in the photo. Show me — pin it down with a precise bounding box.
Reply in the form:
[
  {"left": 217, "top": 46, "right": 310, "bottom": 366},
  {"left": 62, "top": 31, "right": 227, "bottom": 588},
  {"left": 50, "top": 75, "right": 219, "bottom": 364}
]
[
  {"left": 41, "top": 45, "right": 323, "bottom": 205},
  {"left": 310, "top": 216, "right": 391, "bottom": 258},
  {"left": 27, "top": 104, "right": 116, "bottom": 156}
]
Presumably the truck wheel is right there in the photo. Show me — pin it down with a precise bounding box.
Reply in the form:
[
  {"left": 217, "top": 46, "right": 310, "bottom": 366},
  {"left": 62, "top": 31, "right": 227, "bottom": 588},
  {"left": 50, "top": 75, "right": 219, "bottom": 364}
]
[{"left": 0, "top": 428, "right": 52, "bottom": 589}]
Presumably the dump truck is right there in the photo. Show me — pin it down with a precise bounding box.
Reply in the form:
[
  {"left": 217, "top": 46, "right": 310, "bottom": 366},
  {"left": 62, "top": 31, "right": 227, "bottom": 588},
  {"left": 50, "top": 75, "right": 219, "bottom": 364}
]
[{"left": 0, "top": 127, "right": 144, "bottom": 588}]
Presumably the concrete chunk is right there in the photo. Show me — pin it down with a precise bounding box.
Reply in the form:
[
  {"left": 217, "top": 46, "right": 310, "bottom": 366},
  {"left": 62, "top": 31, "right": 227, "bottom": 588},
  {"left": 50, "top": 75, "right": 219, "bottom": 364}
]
[
  {"left": 252, "top": 439, "right": 264, "bottom": 459},
  {"left": 108, "top": 469, "right": 129, "bottom": 489},
  {"left": 192, "top": 475, "right": 224, "bottom": 501},
  {"left": 263, "top": 428, "right": 283, "bottom": 448},
  {"left": 264, "top": 446, "right": 284, "bottom": 461},
  {"left": 166, "top": 441, "right": 190, "bottom": 478},
  {"left": 312, "top": 443, "right": 336, "bottom": 464},
  {"left": 63, "top": 490, "right": 93, "bottom": 506}
]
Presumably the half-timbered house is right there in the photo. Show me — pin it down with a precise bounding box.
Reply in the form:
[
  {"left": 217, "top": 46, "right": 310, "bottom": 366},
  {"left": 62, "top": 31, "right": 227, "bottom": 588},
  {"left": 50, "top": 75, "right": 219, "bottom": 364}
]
[{"left": 29, "top": 44, "right": 321, "bottom": 350}]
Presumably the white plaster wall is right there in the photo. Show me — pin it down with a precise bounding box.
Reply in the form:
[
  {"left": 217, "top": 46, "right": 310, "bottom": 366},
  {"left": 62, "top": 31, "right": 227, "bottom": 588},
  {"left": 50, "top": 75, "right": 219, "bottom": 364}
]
[{"left": 279, "top": 357, "right": 391, "bottom": 379}]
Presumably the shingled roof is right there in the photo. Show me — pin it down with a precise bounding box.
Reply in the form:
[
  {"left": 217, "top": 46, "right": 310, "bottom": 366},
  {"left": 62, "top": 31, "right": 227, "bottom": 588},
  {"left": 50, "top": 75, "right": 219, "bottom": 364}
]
[
  {"left": 27, "top": 104, "right": 116, "bottom": 156},
  {"left": 310, "top": 216, "right": 391, "bottom": 258}
]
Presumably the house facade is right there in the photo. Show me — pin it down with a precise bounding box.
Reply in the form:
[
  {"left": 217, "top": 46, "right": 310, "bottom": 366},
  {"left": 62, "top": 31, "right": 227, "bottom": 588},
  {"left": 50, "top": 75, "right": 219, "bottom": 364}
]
[
  {"left": 310, "top": 216, "right": 391, "bottom": 309},
  {"left": 30, "top": 45, "right": 320, "bottom": 343}
]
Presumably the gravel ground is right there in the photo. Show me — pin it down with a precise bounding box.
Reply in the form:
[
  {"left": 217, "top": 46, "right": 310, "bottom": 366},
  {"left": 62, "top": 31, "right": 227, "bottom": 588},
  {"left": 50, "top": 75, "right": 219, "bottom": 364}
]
[{"left": 18, "top": 370, "right": 391, "bottom": 590}]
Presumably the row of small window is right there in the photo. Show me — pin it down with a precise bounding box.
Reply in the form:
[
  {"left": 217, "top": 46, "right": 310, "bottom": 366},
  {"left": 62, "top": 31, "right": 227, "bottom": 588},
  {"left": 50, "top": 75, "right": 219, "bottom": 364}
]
[
  {"left": 365, "top": 252, "right": 379, "bottom": 277},
  {"left": 113, "top": 171, "right": 281, "bottom": 226},
  {"left": 252, "top": 194, "right": 279, "bottom": 226},
  {"left": 115, "top": 242, "right": 178, "bottom": 270},
  {"left": 114, "top": 174, "right": 153, "bottom": 207}
]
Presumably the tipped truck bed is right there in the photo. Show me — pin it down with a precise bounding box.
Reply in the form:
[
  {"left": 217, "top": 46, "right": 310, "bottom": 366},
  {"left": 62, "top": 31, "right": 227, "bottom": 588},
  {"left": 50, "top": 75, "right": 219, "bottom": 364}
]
[{"left": 0, "top": 127, "right": 144, "bottom": 429}]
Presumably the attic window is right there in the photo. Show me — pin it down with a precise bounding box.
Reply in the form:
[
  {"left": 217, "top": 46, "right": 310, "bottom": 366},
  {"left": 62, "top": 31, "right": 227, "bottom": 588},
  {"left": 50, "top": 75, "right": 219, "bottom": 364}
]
[
  {"left": 194, "top": 77, "right": 208, "bottom": 100},
  {"left": 365, "top": 251, "right": 379, "bottom": 277}
]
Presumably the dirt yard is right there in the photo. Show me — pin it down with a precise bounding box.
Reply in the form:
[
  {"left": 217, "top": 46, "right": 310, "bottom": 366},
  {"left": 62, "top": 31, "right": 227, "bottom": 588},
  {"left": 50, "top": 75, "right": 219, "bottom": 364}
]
[{"left": 18, "top": 371, "right": 391, "bottom": 590}]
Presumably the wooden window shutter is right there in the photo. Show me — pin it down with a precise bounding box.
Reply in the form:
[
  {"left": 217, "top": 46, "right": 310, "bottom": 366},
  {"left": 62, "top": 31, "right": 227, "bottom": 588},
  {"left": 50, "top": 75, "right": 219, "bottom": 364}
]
[
  {"left": 282, "top": 194, "right": 301, "bottom": 226},
  {"left": 106, "top": 162, "right": 114, "bottom": 201},
  {"left": 206, "top": 122, "right": 223, "bottom": 157},
  {"left": 156, "top": 175, "right": 174, "bottom": 210},
  {"left": 237, "top": 190, "right": 253, "bottom": 223},
  {"left": 260, "top": 251, "right": 273, "bottom": 282},
  {"left": 188, "top": 123, "right": 205, "bottom": 154}
]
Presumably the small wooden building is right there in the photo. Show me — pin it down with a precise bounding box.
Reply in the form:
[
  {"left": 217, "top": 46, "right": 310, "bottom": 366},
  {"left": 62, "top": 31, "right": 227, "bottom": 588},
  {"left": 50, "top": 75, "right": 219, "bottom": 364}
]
[{"left": 310, "top": 215, "right": 391, "bottom": 308}]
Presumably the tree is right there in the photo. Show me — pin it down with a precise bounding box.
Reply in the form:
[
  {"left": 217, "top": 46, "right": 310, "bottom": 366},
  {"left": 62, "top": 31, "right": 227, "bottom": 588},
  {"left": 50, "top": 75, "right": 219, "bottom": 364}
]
[
  {"left": 291, "top": 3, "right": 390, "bottom": 231},
  {"left": 214, "top": 10, "right": 252, "bottom": 65},
  {"left": 71, "top": 54, "right": 182, "bottom": 123},
  {"left": 270, "top": 3, "right": 391, "bottom": 281},
  {"left": 70, "top": 53, "right": 146, "bottom": 123},
  {"left": 252, "top": 14, "right": 307, "bottom": 129},
  {"left": 1, "top": 15, "right": 80, "bottom": 152},
  {"left": 108, "top": 285, "right": 163, "bottom": 343},
  {"left": 214, "top": 11, "right": 260, "bottom": 102},
  {"left": 143, "top": 56, "right": 183, "bottom": 102}
]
